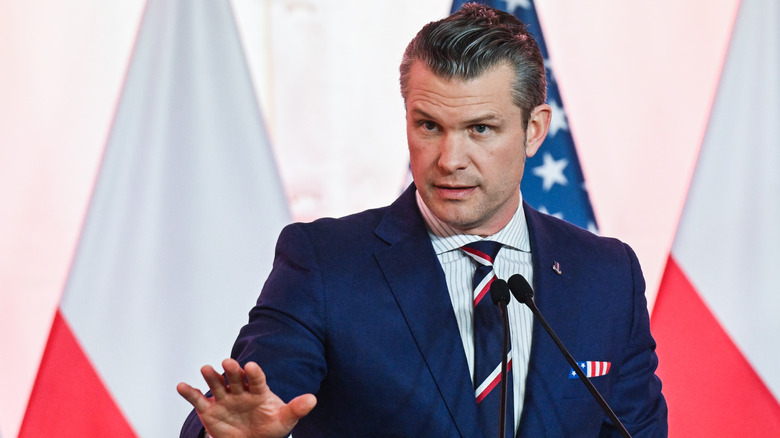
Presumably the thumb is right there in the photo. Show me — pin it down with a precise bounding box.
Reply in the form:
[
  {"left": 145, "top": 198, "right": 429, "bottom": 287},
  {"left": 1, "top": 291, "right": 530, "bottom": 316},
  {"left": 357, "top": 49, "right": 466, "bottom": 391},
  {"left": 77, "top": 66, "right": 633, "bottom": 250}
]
[{"left": 279, "top": 394, "right": 317, "bottom": 429}]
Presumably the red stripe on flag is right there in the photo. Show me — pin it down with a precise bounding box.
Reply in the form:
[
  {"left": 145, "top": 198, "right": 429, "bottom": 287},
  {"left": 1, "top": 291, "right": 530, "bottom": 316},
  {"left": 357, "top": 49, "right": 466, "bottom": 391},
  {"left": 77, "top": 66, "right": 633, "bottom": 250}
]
[
  {"left": 19, "top": 309, "right": 136, "bottom": 438},
  {"left": 651, "top": 255, "right": 780, "bottom": 436}
]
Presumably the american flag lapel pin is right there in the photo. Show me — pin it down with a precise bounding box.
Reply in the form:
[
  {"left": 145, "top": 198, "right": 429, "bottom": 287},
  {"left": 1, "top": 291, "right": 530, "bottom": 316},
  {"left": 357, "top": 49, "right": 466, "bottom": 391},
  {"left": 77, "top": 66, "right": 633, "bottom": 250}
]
[{"left": 552, "top": 261, "right": 562, "bottom": 275}]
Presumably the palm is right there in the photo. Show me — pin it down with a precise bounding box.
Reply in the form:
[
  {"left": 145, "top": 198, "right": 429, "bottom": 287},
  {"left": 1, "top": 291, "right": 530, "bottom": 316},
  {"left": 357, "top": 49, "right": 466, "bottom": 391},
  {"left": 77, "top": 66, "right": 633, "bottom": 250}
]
[{"left": 177, "top": 360, "right": 316, "bottom": 438}]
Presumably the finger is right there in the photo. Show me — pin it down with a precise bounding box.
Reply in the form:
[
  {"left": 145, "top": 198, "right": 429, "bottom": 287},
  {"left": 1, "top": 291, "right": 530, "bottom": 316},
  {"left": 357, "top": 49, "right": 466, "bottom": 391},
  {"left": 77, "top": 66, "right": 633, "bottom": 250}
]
[
  {"left": 201, "top": 365, "right": 229, "bottom": 399},
  {"left": 279, "top": 394, "right": 317, "bottom": 429},
  {"left": 244, "top": 361, "right": 270, "bottom": 394},
  {"left": 222, "top": 359, "right": 247, "bottom": 394},
  {"left": 176, "top": 382, "right": 211, "bottom": 412}
]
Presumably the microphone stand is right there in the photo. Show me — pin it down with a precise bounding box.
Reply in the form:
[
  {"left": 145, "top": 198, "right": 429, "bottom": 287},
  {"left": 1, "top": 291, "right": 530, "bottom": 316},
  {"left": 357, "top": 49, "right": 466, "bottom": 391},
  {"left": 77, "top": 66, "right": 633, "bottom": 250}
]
[
  {"left": 508, "top": 275, "right": 631, "bottom": 438},
  {"left": 490, "top": 280, "right": 512, "bottom": 438},
  {"left": 498, "top": 300, "right": 509, "bottom": 438}
]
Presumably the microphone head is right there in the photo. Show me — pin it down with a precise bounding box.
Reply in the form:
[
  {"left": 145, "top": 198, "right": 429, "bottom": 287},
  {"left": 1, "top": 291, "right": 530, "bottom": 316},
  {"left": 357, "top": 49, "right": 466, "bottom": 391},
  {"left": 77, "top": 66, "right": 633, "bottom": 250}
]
[
  {"left": 489, "top": 278, "right": 511, "bottom": 306},
  {"left": 508, "top": 274, "right": 534, "bottom": 304}
]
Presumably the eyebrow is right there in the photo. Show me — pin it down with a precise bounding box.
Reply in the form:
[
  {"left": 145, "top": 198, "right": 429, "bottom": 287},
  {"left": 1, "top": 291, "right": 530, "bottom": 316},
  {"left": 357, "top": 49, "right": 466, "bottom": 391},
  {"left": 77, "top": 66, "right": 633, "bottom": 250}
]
[
  {"left": 409, "top": 108, "right": 436, "bottom": 120},
  {"left": 409, "top": 108, "right": 505, "bottom": 125},
  {"left": 463, "top": 114, "right": 504, "bottom": 125}
]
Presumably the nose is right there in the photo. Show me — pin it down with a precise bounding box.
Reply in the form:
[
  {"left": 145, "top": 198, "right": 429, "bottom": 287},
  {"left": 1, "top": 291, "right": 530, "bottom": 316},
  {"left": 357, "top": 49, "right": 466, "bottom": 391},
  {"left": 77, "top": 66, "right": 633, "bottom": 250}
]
[{"left": 437, "top": 133, "right": 470, "bottom": 173}]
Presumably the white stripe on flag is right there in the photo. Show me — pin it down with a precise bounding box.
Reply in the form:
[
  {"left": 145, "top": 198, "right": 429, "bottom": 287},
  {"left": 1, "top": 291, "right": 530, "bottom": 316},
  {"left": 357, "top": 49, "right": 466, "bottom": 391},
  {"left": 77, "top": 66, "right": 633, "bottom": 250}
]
[
  {"left": 58, "top": 0, "right": 289, "bottom": 436},
  {"left": 671, "top": 0, "right": 780, "bottom": 400}
]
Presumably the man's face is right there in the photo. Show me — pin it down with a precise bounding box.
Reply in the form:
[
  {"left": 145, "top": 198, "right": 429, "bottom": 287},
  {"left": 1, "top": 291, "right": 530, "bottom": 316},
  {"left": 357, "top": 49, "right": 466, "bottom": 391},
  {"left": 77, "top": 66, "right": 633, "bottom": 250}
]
[{"left": 406, "top": 61, "right": 547, "bottom": 236}]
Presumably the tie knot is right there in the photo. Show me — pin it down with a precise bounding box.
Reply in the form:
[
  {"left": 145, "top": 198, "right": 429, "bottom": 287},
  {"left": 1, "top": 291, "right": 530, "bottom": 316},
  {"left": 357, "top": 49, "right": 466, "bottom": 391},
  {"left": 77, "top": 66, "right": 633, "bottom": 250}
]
[{"left": 462, "top": 240, "right": 503, "bottom": 265}]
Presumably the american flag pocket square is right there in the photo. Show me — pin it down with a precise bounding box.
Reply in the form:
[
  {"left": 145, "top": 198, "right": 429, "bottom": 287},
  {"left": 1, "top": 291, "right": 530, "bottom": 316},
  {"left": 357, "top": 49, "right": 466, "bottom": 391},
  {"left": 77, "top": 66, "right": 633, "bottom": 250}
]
[{"left": 569, "top": 361, "right": 611, "bottom": 379}]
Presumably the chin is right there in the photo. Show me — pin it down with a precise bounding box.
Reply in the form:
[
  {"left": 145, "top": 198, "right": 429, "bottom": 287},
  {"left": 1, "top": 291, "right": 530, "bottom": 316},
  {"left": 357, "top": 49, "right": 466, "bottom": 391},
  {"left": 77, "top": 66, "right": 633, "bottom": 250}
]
[{"left": 435, "top": 210, "right": 479, "bottom": 231}]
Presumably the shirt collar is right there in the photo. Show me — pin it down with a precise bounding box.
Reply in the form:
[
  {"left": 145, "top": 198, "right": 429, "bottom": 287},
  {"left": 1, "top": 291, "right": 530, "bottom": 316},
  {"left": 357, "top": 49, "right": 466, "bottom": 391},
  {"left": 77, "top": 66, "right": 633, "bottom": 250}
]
[{"left": 415, "top": 189, "right": 531, "bottom": 255}]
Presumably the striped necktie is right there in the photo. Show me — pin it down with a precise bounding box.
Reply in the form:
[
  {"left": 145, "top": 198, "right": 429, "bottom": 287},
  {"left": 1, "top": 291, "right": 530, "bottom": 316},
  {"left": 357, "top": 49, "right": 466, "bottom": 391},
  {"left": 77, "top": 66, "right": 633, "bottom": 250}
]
[{"left": 462, "top": 241, "right": 513, "bottom": 438}]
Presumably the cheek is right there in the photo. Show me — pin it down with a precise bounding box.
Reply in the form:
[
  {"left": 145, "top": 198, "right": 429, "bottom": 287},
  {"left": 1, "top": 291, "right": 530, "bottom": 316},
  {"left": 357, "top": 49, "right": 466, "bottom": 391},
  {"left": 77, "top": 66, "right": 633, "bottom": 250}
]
[
  {"left": 408, "top": 141, "right": 434, "bottom": 169},
  {"left": 407, "top": 147, "right": 427, "bottom": 182},
  {"left": 493, "top": 147, "right": 526, "bottom": 185}
]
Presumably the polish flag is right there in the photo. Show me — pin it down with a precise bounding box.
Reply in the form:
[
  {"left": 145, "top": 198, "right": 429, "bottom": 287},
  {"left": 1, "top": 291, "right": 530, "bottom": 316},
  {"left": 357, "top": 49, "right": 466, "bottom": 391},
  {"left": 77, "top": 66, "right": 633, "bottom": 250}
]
[
  {"left": 19, "top": 0, "right": 289, "bottom": 436},
  {"left": 651, "top": 0, "right": 780, "bottom": 435}
]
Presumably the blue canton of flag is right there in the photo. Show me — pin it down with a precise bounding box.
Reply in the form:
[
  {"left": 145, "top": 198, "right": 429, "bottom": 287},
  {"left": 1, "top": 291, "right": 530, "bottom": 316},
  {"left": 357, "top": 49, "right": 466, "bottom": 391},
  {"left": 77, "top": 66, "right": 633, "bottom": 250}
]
[{"left": 451, "top": 0, "right": 598, "bottom": 233}]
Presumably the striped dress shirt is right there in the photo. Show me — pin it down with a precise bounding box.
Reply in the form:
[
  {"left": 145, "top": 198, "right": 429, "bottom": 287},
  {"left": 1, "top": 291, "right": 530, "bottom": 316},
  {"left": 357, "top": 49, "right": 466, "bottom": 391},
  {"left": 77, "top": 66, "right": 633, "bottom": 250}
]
[{"left": 416, "top": 191, "right": 535, "bottom": 435}]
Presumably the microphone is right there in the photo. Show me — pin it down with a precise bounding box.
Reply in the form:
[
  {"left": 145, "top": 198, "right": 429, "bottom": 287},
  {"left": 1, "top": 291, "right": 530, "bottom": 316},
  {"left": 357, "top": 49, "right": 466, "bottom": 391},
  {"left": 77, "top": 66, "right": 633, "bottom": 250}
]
[
  {"left": 489, "top": 279, "right": 511, "bottom": 438},
  {"left": 507, "top": 274, "right": 632, "bottom": 438}
]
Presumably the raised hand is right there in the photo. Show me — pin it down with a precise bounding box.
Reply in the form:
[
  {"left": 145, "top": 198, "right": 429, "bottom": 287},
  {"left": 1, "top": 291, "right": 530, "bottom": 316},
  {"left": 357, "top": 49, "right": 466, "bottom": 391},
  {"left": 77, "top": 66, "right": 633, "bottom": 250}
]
[{"left": 177, "top": 359, "right": 317, "bottom": 438}]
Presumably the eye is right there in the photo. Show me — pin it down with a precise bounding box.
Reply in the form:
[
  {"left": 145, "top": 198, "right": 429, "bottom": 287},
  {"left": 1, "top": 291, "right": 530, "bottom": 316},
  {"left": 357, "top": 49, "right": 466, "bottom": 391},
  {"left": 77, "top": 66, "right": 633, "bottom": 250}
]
[
  {"left": 421, "top": 121, "right": 438, "bottom": 131},
  {"left": 473, "top": 124, "right": 491, "bottom": 134},
  {"left": 416, "top": 120, "right": 440, "bottom": 133}
]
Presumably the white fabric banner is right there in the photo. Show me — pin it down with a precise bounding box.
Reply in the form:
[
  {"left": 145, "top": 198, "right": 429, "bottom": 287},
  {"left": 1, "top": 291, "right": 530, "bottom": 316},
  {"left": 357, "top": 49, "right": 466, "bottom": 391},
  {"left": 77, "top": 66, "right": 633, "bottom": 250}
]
[
  {"left": 672, "top": 0, "right": 780, "bottom": 401},
  {"left": 60, "top": 0, "right": 289, "bottom": 435}
]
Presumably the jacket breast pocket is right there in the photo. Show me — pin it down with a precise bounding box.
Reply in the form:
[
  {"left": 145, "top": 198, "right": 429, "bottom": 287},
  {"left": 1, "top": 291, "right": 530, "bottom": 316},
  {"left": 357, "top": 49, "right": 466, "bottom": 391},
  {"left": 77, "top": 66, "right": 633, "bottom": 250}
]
[{"left": 562, "top": 372, "right": 614, "bottom": 400}]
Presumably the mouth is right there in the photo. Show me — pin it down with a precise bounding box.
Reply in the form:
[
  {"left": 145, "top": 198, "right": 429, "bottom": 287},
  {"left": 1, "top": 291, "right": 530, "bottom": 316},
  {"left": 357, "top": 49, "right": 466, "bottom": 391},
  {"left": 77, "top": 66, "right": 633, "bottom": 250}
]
[{"left": 433, "top": 184, "right": 477, "bottom": 200}]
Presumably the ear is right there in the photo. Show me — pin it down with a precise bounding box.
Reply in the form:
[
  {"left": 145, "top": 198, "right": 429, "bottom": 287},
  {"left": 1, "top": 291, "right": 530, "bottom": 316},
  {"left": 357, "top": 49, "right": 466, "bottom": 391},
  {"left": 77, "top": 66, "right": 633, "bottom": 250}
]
[{"left": 524, "top": 103, "right": 551, "bottom": 158}]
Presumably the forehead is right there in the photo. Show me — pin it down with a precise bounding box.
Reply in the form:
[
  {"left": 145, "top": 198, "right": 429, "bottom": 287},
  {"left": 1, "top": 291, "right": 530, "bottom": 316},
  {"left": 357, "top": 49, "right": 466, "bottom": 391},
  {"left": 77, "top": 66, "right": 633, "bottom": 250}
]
[{"left": 405, "top": 61, "right": 518, "bottom": 121}]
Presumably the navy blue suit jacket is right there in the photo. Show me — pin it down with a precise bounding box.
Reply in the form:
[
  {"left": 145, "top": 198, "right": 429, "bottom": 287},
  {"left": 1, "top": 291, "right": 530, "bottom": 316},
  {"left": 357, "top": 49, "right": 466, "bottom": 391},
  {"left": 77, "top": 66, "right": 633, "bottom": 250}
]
[{"left": 182, "top": 186, "right": 667, "bottom": 437}]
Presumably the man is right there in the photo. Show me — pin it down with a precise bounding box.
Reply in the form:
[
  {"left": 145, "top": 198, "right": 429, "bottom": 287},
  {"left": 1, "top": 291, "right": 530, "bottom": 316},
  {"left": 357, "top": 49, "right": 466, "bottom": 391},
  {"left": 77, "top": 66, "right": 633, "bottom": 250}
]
[{"left": 178, "top": 4, "right": 667, "bottom": 437}]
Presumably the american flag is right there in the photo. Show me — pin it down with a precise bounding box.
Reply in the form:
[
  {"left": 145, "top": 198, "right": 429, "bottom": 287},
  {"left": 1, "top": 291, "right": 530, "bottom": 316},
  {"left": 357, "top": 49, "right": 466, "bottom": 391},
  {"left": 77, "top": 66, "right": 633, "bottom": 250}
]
[
  {"left": 451, "top": 0, "right": 598, "bottom": 232},
  {"left": 570, "top": 361, "right": 612, "bottom": 379}
]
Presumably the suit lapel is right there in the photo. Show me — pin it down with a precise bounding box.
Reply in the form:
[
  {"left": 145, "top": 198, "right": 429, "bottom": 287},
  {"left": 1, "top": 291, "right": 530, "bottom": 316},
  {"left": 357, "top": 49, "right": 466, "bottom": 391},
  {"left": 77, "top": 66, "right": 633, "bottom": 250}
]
[
  {"left": 371, "top": 194, "right": 589, "bottom": 436},
  {"left": 517, "top": 204, "right": 587, "bottom": 435},
  {"left": 373, "top": 187, "right": 480, "bottom": 437}
]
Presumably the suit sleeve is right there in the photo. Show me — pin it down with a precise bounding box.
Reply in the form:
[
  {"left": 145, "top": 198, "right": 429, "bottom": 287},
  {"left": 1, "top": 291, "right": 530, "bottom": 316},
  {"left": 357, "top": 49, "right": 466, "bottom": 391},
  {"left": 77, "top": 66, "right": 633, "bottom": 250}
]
[
  {"left": 600, "top": 243, "right": 668, "bottom": 437},
  {"left": 231, "top": 223, "right": 329, "bottom": 400},
  {"left": 180, "top": 223, "right": 328, "bottom": 437}
]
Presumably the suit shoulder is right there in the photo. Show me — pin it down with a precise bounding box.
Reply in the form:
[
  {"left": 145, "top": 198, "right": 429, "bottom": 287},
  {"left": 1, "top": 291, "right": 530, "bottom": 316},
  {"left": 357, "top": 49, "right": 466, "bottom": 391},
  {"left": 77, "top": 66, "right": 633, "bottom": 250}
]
[
  {"left": 286, "top": 205, "right": 388, "bottom": 235},
  {"left": 274, "top": 204, "right": 393, "bottom": 258},
  {"left": 525, "top": 206, "right": 637, "bottom": 263}
]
